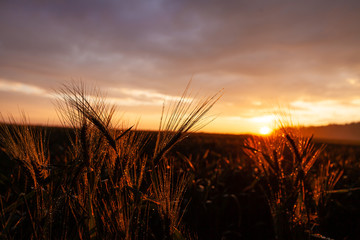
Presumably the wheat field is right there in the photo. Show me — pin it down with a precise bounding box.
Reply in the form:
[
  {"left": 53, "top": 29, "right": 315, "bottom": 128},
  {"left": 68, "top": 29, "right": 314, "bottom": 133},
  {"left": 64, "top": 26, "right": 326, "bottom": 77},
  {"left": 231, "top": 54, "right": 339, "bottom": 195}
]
[{"left": 1, "top": 83, "right": 360, "bottom": 240}]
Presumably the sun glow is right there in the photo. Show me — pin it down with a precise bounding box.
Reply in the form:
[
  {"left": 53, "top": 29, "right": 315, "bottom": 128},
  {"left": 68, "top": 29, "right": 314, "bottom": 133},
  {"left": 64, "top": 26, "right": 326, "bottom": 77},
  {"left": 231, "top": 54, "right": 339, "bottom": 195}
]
[{"left": 259, "top": 126, "right": 272, "bottom": 135}]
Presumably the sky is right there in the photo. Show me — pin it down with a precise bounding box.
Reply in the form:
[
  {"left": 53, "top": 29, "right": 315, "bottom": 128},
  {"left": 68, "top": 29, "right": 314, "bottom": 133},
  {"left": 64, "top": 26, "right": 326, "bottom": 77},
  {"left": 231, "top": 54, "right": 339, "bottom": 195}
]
[{"left": 1, "top": 0, "right": 360, "bottom": 134}]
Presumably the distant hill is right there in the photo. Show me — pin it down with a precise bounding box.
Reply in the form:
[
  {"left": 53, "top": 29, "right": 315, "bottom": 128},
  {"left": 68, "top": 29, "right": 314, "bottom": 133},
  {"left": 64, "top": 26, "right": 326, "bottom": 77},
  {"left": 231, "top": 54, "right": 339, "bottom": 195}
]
[{"left": 301, "top": 122, "right": 360, "bottom": 143}]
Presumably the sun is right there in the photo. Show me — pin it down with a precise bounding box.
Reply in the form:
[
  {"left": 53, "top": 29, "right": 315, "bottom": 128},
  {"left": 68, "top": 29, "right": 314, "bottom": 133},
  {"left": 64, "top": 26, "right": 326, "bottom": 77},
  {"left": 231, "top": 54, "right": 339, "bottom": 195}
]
[{"left": 259, "top": 126, "right": 272, "bottom": 135}]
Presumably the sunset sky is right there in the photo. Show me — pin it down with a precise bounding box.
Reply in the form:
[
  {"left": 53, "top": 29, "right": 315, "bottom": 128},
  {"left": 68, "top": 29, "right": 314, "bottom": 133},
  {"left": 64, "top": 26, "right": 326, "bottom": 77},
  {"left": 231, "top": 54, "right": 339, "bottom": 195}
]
[{"left": 1, "top": 0, "right": 360, "bottom": 134}]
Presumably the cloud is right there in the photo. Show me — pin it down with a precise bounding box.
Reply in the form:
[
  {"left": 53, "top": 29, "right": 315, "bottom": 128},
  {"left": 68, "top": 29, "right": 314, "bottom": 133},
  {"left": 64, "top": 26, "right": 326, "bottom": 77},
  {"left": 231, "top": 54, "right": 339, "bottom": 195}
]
[
  {"left": 0, "top": 78, "right": 190, "bottom": 109},
  {"left": 107, "top": 87, "right": 193, "bottom": 107},
  {"left": 290, "top": 99, "right": 360, "bottom": 125},
  {"left": 1, "top": 0, "right": 360, "bottom": 131},
  {"left": 0, "top": 79, "right": 49, "bottom": 96}
]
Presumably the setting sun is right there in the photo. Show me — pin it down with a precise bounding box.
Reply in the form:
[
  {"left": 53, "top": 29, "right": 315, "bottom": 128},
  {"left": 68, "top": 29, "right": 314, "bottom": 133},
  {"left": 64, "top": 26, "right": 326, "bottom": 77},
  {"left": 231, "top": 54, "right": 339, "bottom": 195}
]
[{"left": 259, "top": 126, "right": 272, "bottom": 135}]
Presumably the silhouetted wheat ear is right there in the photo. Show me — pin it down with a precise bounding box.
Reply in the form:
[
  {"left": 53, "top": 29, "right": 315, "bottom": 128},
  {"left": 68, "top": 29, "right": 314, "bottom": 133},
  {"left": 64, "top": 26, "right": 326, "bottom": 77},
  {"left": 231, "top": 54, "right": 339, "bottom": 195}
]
[{"left": 153, "top": 82, "right": 223, "bottom": 167}]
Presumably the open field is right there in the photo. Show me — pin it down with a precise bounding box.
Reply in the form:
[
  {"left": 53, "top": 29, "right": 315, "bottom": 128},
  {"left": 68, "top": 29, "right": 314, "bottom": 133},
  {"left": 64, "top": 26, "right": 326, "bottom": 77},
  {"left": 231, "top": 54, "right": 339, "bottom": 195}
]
[{"left": 1, "top": 125, "right": 360, "bottom": 239}]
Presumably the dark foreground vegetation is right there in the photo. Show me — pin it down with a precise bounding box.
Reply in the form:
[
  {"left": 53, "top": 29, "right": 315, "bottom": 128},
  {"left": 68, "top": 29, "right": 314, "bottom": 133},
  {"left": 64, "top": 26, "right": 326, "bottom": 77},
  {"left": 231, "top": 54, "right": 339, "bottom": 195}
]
[{"left": 1, "top": 84, "right": 360, "bottom": 240}]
